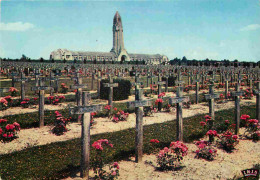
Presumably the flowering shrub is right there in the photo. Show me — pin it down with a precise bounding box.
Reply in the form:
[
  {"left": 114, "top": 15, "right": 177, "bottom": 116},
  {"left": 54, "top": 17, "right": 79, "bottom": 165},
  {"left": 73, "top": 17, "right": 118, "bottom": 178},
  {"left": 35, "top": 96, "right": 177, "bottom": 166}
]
[
  {"left": 157, "top": 141, "right": 188, "bottom": 170},
  {"left": 92, "top": 139, "right": 119, "bottom": 180},
  {"left": 32, "top": 97, "right": 38, "bottom": 105},
  {"left": 199, "top": 84, "right": 208, "bottom": 90},
  {"left": 195, "top": 140, "right": 217, "bottom": 161},
  {"left": 91, "top": 112, "right": 97, "bottom": 127},
  {"left": 243, "top": 88, "right": 253, "bottom": 100},
  {"left": 217, "top": 131, "right": 239, "bottom": 152},
  {"left": 240, "top": 114, "right": 250, "bottom": 127},
  {"left": 112, "top": 108, "right": 129, "bottom": 123},
  {"left": 217, "top": 94, "right": 225, "bottom": 104},
  {"left": 0, "top": 97, "right": 9, "bottom": 110},
  {"left": 4, "top": 96, "right": 13, "bottom": 105},
  {"left": 104, "top": 105, "right": 112, "bottom": 117},
  {"left": 52, "top": 111, "right": 71, "bottom": 136},
  {"left": 21, "top": 98, "right": 30, "bottom": 108},
  {"left": 216, "top": 83, "right": 224, "bottom": 89},
  {"left": 0, "top": 118, "right": 20, "bottom": 142},
  {"left": 9, "top": 87, "right": 18, "bottom": 96},
  {"left": 244, "top": 119, "right": 259, "bottom": 142},
  {"left": 184, "top": 85, "right": 192, "bottom": 93},
  {"left": 48, "top": 95, "right": 65, "bottom": 105},
  {"left": 155, "top": 98, "right": 163, "bottom": 111},
  {"left": 60, "top": 83, "right": 68, "bottom": 94}
]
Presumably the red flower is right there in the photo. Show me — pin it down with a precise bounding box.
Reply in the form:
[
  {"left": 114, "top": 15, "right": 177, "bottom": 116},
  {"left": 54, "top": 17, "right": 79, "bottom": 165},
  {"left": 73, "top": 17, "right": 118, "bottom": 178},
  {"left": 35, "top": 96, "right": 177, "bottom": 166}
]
[
  {"left": 225, "top": 120, "right": 229, "bottom": 124},
  {"left": 0, "top": 128, "right": 2, "bottom": 135},
  {"left": 150, "top": 139, "right": 160, "bottom": 143},
  {"left": 2, "top": 133, "right": 7, "bottom": 138},
  {"left": 0, "top": 119, "right": 8, "bottom": 123},
  {"left": 200, "top": 121, "right": 206, "bottom": 126},
  {"left": 232, "top": 135, "right": 238, "bottom": 140},
  {"left": 114, "top": 107, "right": 117, "bottom": 111},
  {"left": 6, "top": 124, "right": 15, "bottom": 131}
]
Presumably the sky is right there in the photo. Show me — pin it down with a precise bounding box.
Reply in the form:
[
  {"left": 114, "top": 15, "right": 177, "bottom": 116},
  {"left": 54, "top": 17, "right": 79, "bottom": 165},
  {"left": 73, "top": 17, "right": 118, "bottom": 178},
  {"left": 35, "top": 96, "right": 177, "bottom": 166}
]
[{"left": 0, "top": 0, "right": 260, "bottom": 62}]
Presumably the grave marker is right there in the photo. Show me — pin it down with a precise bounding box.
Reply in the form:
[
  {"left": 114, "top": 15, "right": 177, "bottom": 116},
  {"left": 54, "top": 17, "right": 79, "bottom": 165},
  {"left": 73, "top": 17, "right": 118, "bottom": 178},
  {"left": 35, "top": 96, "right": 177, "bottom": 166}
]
[
  {"left": 127, "top": 88, "right": 152, "bottom": 162},
  {"left": 31, "top": 78, "right": 53, "bottom": 128},
  {"left": 204, "top": 82, "right": 219, "bottom": 142},
  {"left": 14, "top": 71, "right": 29, "bottom": 100},
  {"left": 169, "top": 87, "right": 189, "bottom": 141},
  {"left": 69, "top": 92, "right": 103, "bottom": 179},
  {"left": 253, "top": 82, "right": 260, "bottom": 120},
  {"left": 231, "top": 82, "right": 244, "bottom": 134},
  {"left": 103, "top": 75, "right": 118, "bottom": 113}
]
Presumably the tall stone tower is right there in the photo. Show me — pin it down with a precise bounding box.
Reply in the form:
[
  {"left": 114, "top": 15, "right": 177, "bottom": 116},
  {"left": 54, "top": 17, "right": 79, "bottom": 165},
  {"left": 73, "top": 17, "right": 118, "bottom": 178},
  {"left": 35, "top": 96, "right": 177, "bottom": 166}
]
[{"left": 111, "top": 11, "right": 127, "bottom": 57}]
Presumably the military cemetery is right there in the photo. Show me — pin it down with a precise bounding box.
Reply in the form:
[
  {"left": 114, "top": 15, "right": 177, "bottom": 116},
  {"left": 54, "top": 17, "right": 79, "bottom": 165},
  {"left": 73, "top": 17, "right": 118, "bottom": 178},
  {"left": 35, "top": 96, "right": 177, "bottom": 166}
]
[{"left": 0, "top": 1, "right": 259, "bottom": 180}]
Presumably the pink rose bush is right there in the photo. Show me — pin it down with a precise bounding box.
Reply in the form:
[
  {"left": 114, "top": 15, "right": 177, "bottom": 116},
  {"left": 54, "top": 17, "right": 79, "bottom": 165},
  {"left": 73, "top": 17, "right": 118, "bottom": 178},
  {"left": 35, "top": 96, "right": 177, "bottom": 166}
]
[
  {"left": 52, "top": 111, "right": 71, "bottom": 135},
  {"left": 217, "top": 131, "right": 239, "bottom": 152},
  {"left": 48, "top": 95, "right": 65, "bottom": 105},
  {"left": 0, "top": 118, "right": 20, "bottom": 142},
  {"left": 9, "top": 87, "right": 18, "bottom": 96},
  {"left": 112, "top": 110, "right": 129, "bottom": 123},
  {"left": 92, "top": 139, "right": 119, "bottom": 179},
  {"left": 155, "top": 98, "right": 163, "bottom": 111},
  {"left": 60, "top": 83, "right": 68, "bottom": 94},
  {"left": 243, "top": 88, "right": 254, "bottom": 99},
  {"left": 194, "top": 140, "right": 217, "bottom": 161},
  {"left": 244, "top": 118, "right": 259, "bottom": 141},
  {"left": 157, "top": 141, "right": 188, "bottom": 170}
]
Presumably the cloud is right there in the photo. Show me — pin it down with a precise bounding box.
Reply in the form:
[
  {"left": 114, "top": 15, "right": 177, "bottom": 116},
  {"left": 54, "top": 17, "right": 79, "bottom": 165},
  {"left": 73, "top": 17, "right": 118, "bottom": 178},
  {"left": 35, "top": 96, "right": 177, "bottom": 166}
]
[
  {"left": 0, "top": 22, "right": 35, "bottom": 31},
  {"left": 240, "top": 24, "right": 260, "bottom": 31}
]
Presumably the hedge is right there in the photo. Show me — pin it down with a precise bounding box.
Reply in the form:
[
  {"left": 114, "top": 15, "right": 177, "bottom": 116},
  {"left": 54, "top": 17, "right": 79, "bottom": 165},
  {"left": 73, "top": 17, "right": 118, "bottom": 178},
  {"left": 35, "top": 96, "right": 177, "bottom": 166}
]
[{"left": 100, "top": 79, "right": 131, "bottom": 101}]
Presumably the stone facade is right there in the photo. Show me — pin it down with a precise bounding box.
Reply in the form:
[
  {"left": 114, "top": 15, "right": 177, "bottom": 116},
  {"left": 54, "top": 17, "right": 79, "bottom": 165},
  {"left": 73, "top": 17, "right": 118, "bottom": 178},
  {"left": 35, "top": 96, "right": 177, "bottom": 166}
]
[{"left": 50, "top": 11, "right": 168, "bottom": 64}]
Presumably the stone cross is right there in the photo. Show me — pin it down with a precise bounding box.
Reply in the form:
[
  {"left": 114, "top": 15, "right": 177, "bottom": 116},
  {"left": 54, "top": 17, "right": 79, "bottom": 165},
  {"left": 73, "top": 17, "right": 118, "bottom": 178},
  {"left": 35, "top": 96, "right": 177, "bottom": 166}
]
[
  {"left": 14, "top": 71, "right": 29, "bottom": 100},
  {"left": 193, "top": 74, "right": 201, "bottom": 104},
  {"left": 157, "top": 73, "right": 166, "bottom": 95},
  {"left": 231, "top": 82, "right": 244, "bottom": 135},
  {"left": 9, "top": 71, "right": 18, "bottom": 87},
  {"left": 187, "top": 71, "right": 192, "bottom": 86},
  {"left": 163, "top": 73, "right": 169, "bottom": 92},
  {"left": 132, "top": 73, "right": 142, "bottom": 89},
  {"left": 31, "top": 78, "right": 53, "bottom": 128},
  {"left": 69, "top": 92, "right": 103, "bottom": 179},
  {"left": 71, "top": 71, "right": 88, "bottom": 106},
  {"left": 46, "top": 71, "right": 58, "bottom": 96},
  {"left": 32, "top": 69, "right": 43, "bottom": 94},
  {"left": 175, "top": 71, "right": 184, "bottom": 87},
  {"left": 147, "top": 72, "right": 156, "bottom": 89},
  {"left": 103, "top": 75, "right": 118, "bottom": 113},
  {"left": 248, "top": 75, "right": 254, "bottom": 92},
  {"left": 169, "top": 87, "right": 190, "bottom": 141},
  {"left": 127, "top": 88, "right": 152, "bottom": 162},
  {"left": 53, "top": 70, "right": 62, "bottom": 93},
  {"left": 204, "top": 83, "right": 219, "bottom": 142},
  {"left": 96, "top": 71, "right": 103, "bottom": 99},
  {"left": 71, "top": 72, "right": 88, "bottom": 122},
  {"left": 91, "top": 72, "right": 96, "bottom": 90},
  {"left": 201, "top": 72, "right": 207, "bottom": 87},
  {"left": 253, "top": 82, "right": 260, "bottom": 121},
  {"left": 224, "top": 74, "right": 231, "bottom": 99}
]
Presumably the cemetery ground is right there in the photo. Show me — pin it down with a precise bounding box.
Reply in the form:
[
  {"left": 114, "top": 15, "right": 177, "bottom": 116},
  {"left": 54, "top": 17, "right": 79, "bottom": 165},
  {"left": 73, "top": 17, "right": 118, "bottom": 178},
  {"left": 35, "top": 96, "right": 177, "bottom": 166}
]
[
  {"left": 0, "top": 67, "right": 259, "bottom": 179},
  {"left": 0, "top": 99, "right": 259, "bottom": 179}
]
